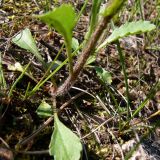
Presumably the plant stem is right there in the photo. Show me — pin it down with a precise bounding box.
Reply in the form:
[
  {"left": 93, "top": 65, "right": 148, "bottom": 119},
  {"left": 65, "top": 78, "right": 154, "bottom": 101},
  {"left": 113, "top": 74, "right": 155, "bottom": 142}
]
[
  {"left": 76, "top": 0, "right": 88, "bottom": 23},
  {"left": 116, "top": 40, "right": 131, "bottom": 118},
  {"left": 54, "top": 17, "right": 108, "bottom": 96},
  {"left": 29, "top": 44, "right": 64, "bottom": 96},
  {"left": 53, "top": 0, "right": 127, "bottom": 97},
  {"left": 8, "top": 62, "right": 31, "bottom": 97},
  {"left": 31, "top": 43, "right": 84, "bottom": 94},
  {"left": 0, "top": 52, "right": 6, "bottom": 89},
  {"left": 87, "top": 0, "right": 102, "bottom": 39},
  {"left": 121, "top": 81, "right": 160, "bottom": 130}
]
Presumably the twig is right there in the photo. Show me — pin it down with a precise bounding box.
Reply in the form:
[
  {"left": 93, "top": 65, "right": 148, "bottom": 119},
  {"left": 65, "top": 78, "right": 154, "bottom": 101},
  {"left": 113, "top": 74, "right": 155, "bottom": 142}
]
[
  {"left": 18, "top": 116, "right": 54, "bottom": 146},
  {"left": 59, "top": 92, "right": 84, "bottom": 113},
  {"left": 18, "top": 92, "right": 84, "bottom": 146},
  {"left": 17, "top": 150, "right": 49, "bottom": 155}
]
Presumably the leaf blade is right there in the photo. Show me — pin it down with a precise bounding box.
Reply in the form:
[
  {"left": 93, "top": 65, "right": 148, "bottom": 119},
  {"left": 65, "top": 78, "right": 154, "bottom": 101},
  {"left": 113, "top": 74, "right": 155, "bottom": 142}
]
[
  {"left": 107, "top": 20, "right": 156, "bottom": 43},
  {"left": 97, "top": 20, "right": 156, "bottom": 50},
  {"left": 36, "top": 4, "right": 76, "bottom": 44},
  {"left": 36, "top": 4, "right": 76, "bottom": 74},
  {"left": 95, "top": 66, "right": 112, "bottom": 84},
  {"left": 49, "top": 114, "right": 82, "bottom": 160},
  {"left": 36, "top": 101, "right": 53, "bottom": 118},
  {"left": 12, "top": 28, "right": 44, "bottom": 64}
]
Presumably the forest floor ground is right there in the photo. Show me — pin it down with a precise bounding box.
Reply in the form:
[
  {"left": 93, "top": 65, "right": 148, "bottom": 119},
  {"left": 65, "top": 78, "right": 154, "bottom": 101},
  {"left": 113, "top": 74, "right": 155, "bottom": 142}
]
[{"left": 0, "top": 0, "right": 160, "bottom": 159}]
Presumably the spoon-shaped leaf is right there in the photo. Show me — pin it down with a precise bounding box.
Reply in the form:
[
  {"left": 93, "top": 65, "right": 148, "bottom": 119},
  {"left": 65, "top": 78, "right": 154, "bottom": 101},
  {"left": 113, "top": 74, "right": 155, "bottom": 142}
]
[
  {"left": 107, "top": 20, "right": 156, "bottom": 43},
  {"left": 36, "top": 4, "right": 77, "bottom": 74},
  {"left": 36, "top": 4, "right": 76, "bottom": 45},
  {"left": 12, "top": 28, "right": 45, "bottom": 65},
  {"left": 97, "top": 20, "right": 156, "bottom": 50},
  {"left": 49, "top": 113, "right": 82, "bottom": 160}
]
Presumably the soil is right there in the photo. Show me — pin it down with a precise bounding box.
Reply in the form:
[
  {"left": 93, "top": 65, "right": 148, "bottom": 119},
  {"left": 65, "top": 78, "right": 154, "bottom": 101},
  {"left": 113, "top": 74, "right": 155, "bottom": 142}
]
[{"left": 0, "top": 0, "right": 160, "bottom": 160}]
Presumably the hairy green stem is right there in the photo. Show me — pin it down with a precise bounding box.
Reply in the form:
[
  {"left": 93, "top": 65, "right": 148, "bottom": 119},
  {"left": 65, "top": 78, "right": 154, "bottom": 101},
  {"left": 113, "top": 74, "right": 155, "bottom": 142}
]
[{"left": 53, "top": 0, "right": 127, "bottom": 96}]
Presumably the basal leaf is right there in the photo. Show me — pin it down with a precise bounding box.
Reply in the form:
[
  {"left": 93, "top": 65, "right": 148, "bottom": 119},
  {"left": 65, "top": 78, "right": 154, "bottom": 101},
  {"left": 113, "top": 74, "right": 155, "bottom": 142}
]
[
  {"left": 36, "top": 4, "right": 76, "bottom": 45},
  {"left": 36, "top": 101, "right": 53, "bottom": 118},
  {"left": 72, "top": 37, "right": 79, "bottom": 51},
  {"left": 98, "top": 20, "right": 156, "bottom": 50},
  {"left": 107, "top": 20, "right": 156, "bottom": 43},
  {"left": 49, "top": 114, "right": 82, "bottom": 160},
  {"left": 95, "top": 66, "right": 112, "bottom": 84},
  {"left": 12, "top": 28, "right": 44, "bottom": 64}
]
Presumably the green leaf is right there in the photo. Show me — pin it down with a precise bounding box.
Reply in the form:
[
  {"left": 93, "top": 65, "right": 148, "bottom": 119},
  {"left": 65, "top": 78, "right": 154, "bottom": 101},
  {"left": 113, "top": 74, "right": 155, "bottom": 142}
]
[
  {"left": 103, "top": 0, "right": 125, "bottom": 17},
  {"left": 72, "top": 37, "right": 79, "bottom": 51},
  {"left": 87, "top": 0, "right": 102, "bottom": 38},
  {"left": 36, "top": 101, "right": 53, "bottom": 118},
  {"left": 107, "top": 20, "right": 156, "bottom": 43},
  {"left": 98, "top": 20, "right": 156, "bottom": 50},
  {"left": 0, "top": 52, "right": 6, "bottom": 89},
  {"left": 36, "top": 4, "right": 76, "bottom": 46},
  {"left": 12, "top": 28, "right": 44, "bottom": 64},
  {"left": 49, "top": 114, "right": 82, "bottom": 160},
  {"left": 86, "top": 55, "right": 96, "bottom": 66},
  {"left": 36, "top": 4, "right": 76, "bottom": 74},
  {"left": 95, "top": 66, "right": 112, "bottom": 84}
]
